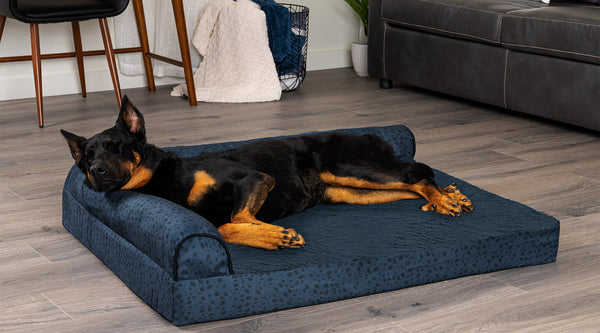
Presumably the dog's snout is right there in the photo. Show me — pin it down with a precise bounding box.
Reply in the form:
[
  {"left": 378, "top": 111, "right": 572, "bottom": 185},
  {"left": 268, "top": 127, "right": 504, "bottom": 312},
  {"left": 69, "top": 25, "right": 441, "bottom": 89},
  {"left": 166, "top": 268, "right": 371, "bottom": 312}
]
[{"left": 90, "top": 163, "right": 106, "bottom": 177}]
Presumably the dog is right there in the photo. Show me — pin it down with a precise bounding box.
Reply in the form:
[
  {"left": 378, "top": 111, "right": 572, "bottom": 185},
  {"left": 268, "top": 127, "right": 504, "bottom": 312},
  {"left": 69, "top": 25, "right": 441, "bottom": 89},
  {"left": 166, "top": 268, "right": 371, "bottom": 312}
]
[{"left": 62, "top": 96, "right": 473, "bottom": 250}]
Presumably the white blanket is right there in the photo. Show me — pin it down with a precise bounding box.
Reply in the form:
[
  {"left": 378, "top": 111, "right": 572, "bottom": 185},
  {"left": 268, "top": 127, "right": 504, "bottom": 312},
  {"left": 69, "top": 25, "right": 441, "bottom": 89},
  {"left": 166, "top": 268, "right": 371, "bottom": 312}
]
[{"left": 171, "top": 0, "right": 281, "bottom": 103}]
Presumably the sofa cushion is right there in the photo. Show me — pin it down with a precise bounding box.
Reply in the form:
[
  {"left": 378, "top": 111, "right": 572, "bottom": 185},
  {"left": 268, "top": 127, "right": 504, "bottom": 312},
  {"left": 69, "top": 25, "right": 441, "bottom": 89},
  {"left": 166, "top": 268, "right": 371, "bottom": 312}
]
[
  {"left": 502, "top": 6, "right": 600, "bottom": 64},
  {"left": 380, "top": 0, "right": 543, "bottom": 44}
]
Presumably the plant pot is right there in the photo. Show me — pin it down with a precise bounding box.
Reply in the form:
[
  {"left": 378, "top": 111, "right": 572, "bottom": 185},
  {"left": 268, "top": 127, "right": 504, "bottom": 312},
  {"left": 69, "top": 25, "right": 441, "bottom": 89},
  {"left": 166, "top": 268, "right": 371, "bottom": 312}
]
[{"left": 351, "top": 41, "right": 369, "bottom": 77}]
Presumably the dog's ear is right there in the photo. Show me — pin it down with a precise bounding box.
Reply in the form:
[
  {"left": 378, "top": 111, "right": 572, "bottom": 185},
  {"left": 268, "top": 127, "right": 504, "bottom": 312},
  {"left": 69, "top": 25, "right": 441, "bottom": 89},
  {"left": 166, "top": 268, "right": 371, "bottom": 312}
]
[
  {"left": 61, "top": 130, "right": 86, "bottom": 163},
  {"left": 116, "top": 95, "right": 146, "bottom": 141}
]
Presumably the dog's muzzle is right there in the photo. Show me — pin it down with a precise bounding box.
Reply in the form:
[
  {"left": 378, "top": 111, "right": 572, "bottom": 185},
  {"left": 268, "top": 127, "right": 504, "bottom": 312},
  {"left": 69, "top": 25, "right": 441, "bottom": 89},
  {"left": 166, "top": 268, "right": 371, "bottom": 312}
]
[{"left": 86, "top": 161, "right": 125, "bottom": 192}]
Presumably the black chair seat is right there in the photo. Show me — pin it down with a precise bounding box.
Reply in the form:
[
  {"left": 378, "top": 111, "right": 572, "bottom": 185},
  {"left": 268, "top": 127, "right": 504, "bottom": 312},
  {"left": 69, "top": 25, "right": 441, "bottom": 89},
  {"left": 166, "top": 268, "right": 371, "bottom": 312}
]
[{"left": 1, "top": 0, "right": 128, "bottom": 23}]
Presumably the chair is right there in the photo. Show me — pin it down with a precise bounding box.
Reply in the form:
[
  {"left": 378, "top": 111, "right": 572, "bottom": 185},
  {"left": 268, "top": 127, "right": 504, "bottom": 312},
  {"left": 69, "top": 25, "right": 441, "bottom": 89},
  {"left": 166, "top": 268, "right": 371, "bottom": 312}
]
[{"left": 0, "top": 0, "right": 156, "bottom": 128}]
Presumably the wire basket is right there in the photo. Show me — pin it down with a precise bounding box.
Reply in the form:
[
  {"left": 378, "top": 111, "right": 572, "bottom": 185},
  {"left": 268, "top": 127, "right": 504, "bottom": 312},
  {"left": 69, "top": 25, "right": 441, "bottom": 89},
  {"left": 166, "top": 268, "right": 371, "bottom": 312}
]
[{"left": 276, "top": 4, "right": 309, "bottom": 92}]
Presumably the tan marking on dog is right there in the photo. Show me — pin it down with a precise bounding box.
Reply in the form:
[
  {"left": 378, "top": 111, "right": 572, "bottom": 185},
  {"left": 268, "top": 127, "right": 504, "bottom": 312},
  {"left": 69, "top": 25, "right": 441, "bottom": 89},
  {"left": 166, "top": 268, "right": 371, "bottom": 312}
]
[
  {"left": 187, "top": 171, "right": 216, "bottom": 206},
  {"left": 320, "top": 172, "right": 410, "bottom": 190},
  {"left": 121, "top": 152, "right": 153, "bottom": 190},
  {"left": 324, "top": 187, "right": 421, "bottom": 204},
  {"left": 231, "top": 207, "right": 262, "bottom": 224},
  {"left": 320, "top": 172, "right": 473, "bottom": 217},
  {"left": 218, "top": 222, "right": 305, "bottom": 250}
]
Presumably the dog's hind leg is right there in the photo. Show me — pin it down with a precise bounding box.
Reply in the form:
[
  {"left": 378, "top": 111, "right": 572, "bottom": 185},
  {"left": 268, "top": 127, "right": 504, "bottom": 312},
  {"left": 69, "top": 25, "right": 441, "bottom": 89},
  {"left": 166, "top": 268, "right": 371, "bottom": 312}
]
[
  {"left": 320, "top": 163, "right": 473, "bottom": 217},
  {"left": 217, "top": 172, "right": 305, "bottom": 250},
  {"left": 323, "top": 187, "right": 422, "bottom": 205}
]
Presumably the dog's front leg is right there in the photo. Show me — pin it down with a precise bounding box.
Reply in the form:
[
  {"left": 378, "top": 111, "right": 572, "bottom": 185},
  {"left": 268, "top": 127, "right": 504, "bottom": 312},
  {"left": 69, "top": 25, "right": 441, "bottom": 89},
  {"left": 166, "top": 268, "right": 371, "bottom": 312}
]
[
  {"left": 218, "top": 222, "right": 305, "bottom": 250},
  {"left": 217, "top": 172, "right": 305, "bottom": 250}
]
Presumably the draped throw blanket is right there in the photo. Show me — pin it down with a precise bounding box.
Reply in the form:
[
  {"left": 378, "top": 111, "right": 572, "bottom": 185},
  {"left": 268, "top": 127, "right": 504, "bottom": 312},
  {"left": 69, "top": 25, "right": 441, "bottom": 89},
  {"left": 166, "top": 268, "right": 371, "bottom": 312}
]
[
  {"left": 250, "top": 0, "right": 291, "bottom": 63},
  {"left": 171, "top": 0, "right": 281, "bottom": 103}
]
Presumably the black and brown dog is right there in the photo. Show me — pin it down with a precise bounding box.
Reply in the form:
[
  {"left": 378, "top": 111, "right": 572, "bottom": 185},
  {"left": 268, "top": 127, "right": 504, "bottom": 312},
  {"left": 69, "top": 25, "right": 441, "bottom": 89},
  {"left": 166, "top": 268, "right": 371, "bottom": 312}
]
[{"left": 62, "top": 96, "right": 473, "bottom": 250}]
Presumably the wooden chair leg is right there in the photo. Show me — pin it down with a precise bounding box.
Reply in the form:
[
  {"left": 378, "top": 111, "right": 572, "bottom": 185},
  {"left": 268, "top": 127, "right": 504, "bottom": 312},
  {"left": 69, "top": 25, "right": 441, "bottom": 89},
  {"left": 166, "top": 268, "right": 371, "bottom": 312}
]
[
  {"left": 172, "top": 0, "right": 197, "bottom": 105},
  {"left": 71, "top": 22, "right": 87, "bottom": 97},
  {"left": 99, "top": 17, "right": 122, "bottom": 108},
  {"left": 132, "top": 0, "right": 156, "bottom": 92},
  {"left": 0, "top": 15, "right": 6, "bottom": 42},
  {"left": 30, "top": 24, "right": 44, "bottom": 128}
]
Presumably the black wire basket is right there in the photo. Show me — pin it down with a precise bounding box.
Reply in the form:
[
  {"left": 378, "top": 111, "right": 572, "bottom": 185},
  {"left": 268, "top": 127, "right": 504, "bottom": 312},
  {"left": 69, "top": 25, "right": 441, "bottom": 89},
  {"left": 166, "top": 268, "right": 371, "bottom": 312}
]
[{"left": 276, "top": 4, "right": 309, "bottom": 92}]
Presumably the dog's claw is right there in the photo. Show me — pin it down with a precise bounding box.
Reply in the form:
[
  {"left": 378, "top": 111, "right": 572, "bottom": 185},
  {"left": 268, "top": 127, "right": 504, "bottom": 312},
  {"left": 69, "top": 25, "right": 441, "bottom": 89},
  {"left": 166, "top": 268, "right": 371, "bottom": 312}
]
[
  {"left": 463, "top": 204, "right": 474, "bottom": 213},
  {"left": 278, "top": 228, "right": 305, "bottom": 249}
]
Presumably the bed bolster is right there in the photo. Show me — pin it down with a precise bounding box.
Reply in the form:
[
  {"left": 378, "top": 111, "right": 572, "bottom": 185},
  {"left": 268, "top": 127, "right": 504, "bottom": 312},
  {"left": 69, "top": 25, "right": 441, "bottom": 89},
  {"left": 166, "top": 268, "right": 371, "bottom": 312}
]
[{"left": 62, "top": 166, "right": 232, "bottom": 280}]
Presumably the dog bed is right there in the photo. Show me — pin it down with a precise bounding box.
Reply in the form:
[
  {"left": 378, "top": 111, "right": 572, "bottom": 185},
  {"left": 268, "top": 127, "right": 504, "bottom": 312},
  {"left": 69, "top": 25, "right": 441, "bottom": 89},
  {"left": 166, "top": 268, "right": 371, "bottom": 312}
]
[{"left": 62, "top": 125, "right": 559, "bottom": 326}]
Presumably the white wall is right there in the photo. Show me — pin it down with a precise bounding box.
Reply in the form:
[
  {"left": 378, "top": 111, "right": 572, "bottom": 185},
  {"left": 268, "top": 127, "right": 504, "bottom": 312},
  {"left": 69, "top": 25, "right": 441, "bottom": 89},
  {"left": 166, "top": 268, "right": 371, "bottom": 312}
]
[{"left": 0, "top": 1, "right": 360, "bottom": 101}]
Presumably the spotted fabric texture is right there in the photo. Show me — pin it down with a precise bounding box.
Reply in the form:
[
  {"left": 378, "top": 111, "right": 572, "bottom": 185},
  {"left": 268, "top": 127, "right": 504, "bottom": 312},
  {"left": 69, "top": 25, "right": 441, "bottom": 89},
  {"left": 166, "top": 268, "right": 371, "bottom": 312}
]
[
  {"left": 62, "top": 125, "right": 559, "bottom": 326},
  {"left": 63, "top": 170, "right": 232, "bottom": 280}
]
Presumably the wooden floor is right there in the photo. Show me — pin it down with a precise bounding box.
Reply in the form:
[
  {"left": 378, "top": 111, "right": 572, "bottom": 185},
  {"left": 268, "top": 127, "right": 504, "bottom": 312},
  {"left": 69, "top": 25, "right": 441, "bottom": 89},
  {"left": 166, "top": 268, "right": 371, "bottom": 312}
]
[{"left": 1, "top": 68, "right": 599, "bottom": 332}]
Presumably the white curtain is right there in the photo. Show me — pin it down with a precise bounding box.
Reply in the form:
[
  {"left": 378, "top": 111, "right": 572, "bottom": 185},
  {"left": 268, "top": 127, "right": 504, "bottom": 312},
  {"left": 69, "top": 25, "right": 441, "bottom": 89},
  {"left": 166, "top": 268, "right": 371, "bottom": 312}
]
[{"left": 112, "top": 0, "right": 213, "bottom": 77}]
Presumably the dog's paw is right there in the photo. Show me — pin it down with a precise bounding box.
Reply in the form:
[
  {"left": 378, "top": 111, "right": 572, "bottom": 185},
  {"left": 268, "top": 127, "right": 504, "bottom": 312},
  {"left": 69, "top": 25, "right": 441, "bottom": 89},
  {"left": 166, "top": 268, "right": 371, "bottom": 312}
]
[
  {"left": 253, "top": 224, "right": 306, "bottom": 250},
  {"left": 441, "top": 184, "right": 474, "bottom": 213},
  {"left": 277, "top": 227, "right": 306, "bottom": 250},
  {"left": 421, "top": 184, "right": 474, "bottom": 217},
  {"left": 218, "top": 223, "right": 306, "bottom": 250}
]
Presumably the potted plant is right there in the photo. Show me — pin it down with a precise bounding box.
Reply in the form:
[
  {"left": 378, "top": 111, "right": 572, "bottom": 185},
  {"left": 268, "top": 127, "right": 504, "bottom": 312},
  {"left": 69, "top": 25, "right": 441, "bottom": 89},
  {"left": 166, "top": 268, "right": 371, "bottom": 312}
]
[{"left": 344, "top": 0, "right": 369, "bottom": 77}]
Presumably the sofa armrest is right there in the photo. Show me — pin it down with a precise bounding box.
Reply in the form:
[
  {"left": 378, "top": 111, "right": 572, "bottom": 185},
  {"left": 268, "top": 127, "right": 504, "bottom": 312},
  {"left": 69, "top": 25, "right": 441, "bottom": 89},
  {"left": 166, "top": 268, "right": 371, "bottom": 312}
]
[{"left": 368, "top": 0, "right": 386, "bottom": 79}]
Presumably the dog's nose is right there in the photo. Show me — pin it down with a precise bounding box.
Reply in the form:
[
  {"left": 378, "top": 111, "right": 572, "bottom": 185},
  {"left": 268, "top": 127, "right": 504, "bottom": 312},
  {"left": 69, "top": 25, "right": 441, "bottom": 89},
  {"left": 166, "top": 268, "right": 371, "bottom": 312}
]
[{"left": 90, "top": 164, "right": 106, "bottom": 177}]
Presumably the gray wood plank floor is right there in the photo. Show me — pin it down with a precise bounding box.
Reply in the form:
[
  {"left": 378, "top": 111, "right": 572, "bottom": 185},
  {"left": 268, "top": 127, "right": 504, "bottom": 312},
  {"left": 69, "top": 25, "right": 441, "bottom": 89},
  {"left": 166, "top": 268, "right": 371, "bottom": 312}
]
[{"left": 1, "top": 68, "right": 598, "bottom": 332}]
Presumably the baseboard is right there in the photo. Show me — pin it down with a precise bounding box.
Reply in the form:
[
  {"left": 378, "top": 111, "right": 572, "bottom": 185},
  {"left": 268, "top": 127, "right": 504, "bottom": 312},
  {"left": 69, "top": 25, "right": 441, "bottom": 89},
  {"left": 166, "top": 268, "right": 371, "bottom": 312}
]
[
  {"left": 0, "top": 68, "right": 183, "bottom": 101},
  {"left": 307, "top": 48, "right": 352, "bottom": 71},
  {"left": 0, "top": 49, "right": 352, "bottom": 101}
]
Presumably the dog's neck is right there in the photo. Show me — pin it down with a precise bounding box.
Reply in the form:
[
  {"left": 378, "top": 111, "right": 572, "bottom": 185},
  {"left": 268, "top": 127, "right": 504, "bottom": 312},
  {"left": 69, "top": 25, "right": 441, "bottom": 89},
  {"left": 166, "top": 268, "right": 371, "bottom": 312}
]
[{"left": 128, "top": 144, "right": 181, "bottom": 197}]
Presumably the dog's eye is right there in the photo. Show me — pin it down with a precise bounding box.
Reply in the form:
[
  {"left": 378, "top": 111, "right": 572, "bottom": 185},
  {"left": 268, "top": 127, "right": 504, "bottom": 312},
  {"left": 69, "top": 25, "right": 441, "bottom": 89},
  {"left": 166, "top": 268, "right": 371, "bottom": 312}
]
[
  {"left": 103, "top": 139, "right": 120, "bottom": 153},
  {"left": 85, "top": 148, "right": 95, "bottom": 158},
  {"left": 103, "top": 139, "right": 113, "bottom": 149}
]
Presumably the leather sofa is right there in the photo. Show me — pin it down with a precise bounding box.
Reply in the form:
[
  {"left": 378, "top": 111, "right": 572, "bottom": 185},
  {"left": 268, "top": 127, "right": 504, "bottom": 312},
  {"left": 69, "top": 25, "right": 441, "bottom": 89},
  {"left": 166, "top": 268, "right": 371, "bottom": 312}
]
[{"left": 368, "top": 0, "right": 600, "bottom": 131}]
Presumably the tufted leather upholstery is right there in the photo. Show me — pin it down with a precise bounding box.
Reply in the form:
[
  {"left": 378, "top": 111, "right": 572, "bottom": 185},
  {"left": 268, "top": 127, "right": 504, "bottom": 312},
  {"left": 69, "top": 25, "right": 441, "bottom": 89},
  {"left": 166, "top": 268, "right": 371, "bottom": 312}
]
[
  {"left": 380, "top": 0, "right": 541, "bottom": 44},
  {"left": 369, "top": 0, "right": 600, "bottom": 131},
  {"left": 502, "top": 6, "right": 600, "bottom": 64}
]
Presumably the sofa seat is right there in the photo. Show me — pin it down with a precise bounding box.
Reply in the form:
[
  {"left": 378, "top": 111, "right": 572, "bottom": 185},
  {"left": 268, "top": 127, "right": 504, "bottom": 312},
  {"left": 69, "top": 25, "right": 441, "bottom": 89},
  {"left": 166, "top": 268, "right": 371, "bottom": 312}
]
[
  {"left": 380, "top": 0, "right": 542, "bottom": 44},
  {"left": 502, "top": 6, "right": 600, "bottom": 64}
]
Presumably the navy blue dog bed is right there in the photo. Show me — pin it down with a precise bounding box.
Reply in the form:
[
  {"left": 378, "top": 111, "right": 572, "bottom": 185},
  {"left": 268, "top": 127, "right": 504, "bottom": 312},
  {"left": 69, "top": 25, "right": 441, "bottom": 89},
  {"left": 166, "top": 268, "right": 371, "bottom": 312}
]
[{"left": 62, "top": 125, "right": 559, "bottom": 325}]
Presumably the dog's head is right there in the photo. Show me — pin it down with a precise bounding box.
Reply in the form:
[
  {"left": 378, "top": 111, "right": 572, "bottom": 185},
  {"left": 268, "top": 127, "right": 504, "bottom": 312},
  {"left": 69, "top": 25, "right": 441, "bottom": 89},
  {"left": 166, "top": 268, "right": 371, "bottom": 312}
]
[{"left": 61, "top": 96, "right": 151, "bottom": 192}]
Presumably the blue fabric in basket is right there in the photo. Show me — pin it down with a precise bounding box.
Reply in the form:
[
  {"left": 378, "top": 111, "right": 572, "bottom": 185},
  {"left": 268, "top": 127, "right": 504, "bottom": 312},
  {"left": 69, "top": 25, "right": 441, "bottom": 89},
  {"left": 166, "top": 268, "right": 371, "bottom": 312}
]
[
  {"left": 251, "top": 0, "right": 291, "bottom": 63},
  {"left": 62, "top": 125, "right": 559, "bottom": 325}
]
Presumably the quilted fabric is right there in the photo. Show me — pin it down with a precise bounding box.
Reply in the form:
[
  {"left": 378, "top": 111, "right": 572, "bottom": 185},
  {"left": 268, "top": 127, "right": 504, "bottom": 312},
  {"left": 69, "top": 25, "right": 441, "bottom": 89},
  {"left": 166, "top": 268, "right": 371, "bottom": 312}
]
[{"left": 62, "top": 125, "right": 559, "bottom": 325}]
